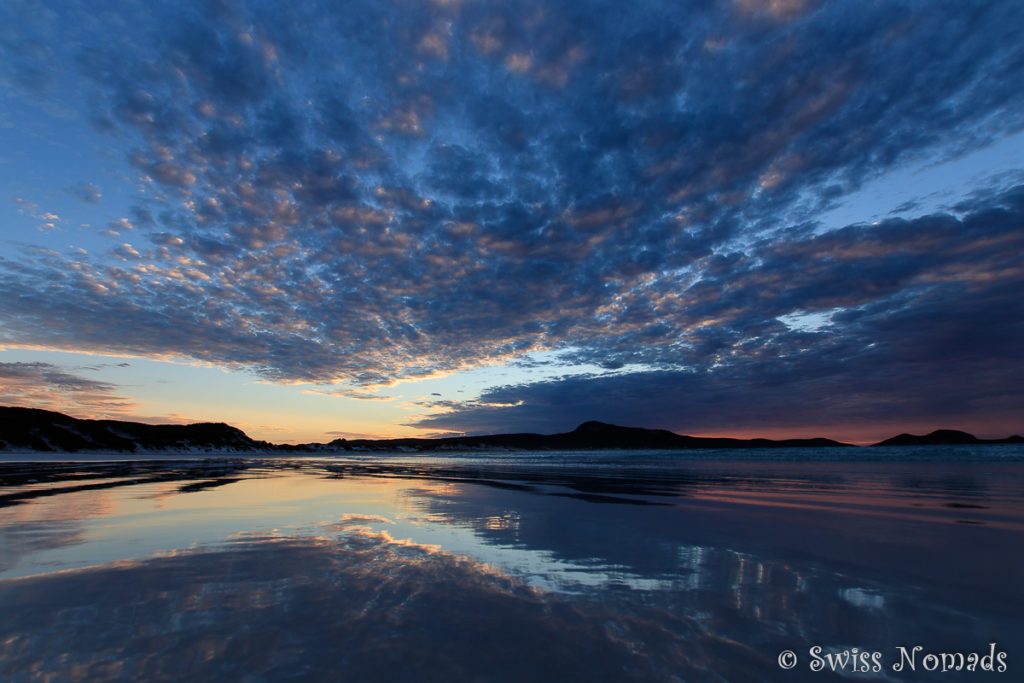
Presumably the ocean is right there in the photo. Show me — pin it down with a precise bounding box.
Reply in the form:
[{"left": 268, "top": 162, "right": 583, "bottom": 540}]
[{"left": 2, "top": 446, "right": 1022, "bottom": 681}]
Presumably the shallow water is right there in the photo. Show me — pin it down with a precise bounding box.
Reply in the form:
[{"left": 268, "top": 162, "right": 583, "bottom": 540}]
[{"left": 1, "top": 449, "right": 1022, "bottom": 681}]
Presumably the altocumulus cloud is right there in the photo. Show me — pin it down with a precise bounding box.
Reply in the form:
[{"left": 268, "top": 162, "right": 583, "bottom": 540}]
[{"left": 0, "top": 1, "right": 1022, "bottom": 432}]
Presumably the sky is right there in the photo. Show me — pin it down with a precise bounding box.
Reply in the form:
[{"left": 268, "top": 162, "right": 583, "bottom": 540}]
[{"left": 1, "top": 0, "right": 1023, "bottom": 445}]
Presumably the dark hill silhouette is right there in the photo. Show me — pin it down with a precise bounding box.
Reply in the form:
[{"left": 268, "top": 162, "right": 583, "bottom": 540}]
[
  {"left": 873, "top": 429, "right": 1023, "bottom": 446},
  {"left": 287, "top": 420, "right": 854, "bottom": 452},
  {"left": 2, "top": 407, "right": 1019, "bottom": 454},
  {"left": 0, "top": 406, "right": 270, "bottom": 453}
]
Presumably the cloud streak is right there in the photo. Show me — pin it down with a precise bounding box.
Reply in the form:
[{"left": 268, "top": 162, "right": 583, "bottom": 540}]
[{"left": 0, "top": 361, "right": 137, "bottom": 417}]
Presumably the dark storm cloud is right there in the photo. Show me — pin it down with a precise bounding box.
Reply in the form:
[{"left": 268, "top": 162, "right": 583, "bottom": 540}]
[{"left": 1, "top": 0, "right": 1022, "bottom": 426}]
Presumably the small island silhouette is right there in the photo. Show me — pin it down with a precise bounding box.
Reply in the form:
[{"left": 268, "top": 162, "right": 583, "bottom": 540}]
[{"left": 1, "top": 406, "right": 1020, "bottom": 454}]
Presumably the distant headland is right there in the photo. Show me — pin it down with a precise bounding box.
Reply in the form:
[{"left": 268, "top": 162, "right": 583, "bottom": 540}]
[
  {"left": 0, "top": 407, "right": 1020, "bottom": 454},
  {"left": 873, "top": 429, "right": 1023, "bottom": 447}
]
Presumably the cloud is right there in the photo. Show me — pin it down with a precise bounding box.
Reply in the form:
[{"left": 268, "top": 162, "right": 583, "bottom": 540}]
[
  {"left": 303, "top": 388, "right": 396, "bottom": 401},
  {"left": 11, "top": 197, "right": 39, "bottom": 214},
  {"left": 11, "top": 198, "right": 63, "bottom": 232},
  {"left": 0, "top": 0, "right": 1021, "bottom": 433},
  {"left": 411, "top": 185, "right": 1024, "bottom": 439},
  {"left": 0, "top": 361, "right": 137, "bottom": 416},
  {"left": 66, "top": 182, "right": 103, "bottom": 204},
  {"left": 35, "top": 213, "right": 61, "bottom": 232},
  {"left": 324, "top": 430, "right": 390, "bottom": 440},
  {"left": 107, "top": 218, "right": 134, "bottom": 233}
]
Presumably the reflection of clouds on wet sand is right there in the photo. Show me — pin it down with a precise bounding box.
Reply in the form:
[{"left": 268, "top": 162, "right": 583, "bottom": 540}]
[
  {"left": 391, "top": 463, "right": 1024, "bottom": 634},
  {"left": 0, "top": 534, "right": 761, "bottom": 682},
  {"left": 1, "top": 457, "right": 1022, "bottom": 680},
  {"left": 338, "top": 513, "right": 395, "bottom": 525},
  {"left": 0, "top": 489, "right": 116, "bottom": 573}
]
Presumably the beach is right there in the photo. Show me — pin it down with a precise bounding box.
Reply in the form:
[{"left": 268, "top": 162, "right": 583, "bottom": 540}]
[{"left": 1, "top": 448, "right": 1022, "bottom": 680}]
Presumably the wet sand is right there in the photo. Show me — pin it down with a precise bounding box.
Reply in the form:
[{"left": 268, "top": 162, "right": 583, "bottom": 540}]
[{"left": 1, "top": 451, "right": 1022, "bottom": 681}]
